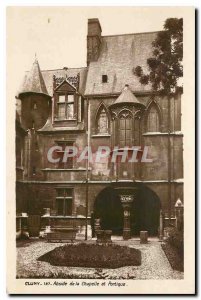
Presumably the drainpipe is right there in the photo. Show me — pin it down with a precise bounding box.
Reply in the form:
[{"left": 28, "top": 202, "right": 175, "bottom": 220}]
[
  {"left": 168, "top": 96, "right": 172, "bottom": 224},
  {"left": 85, "top": 98, "right": 90, "bottom": 240}
]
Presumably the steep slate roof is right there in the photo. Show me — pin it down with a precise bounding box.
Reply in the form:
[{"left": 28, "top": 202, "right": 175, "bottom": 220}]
[
  {"left": 41, "top": 67, "right": 88, "bottom": 96},
  {"left": 18, "top": 64, "right": 87, "bottom": 98},
  {"left": 18, "top": 58, "right": 49, "bottom": 97},
  {"left": 85, "top": 32, "right": 158, "bottom": 95},
  {"left": 17, "top": 31, "right": 159, "bottom": 99}
]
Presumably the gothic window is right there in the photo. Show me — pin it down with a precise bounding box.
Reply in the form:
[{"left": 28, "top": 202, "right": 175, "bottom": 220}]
[
  {"left": 57, "top": 94, "right": 75, "bottom": 120},
  {"left": 147, "top": 105, "right": 160, "bottom": 132},
  {"left": 56, "top": 188, "right": 73, "bottom": 216},
  {"left": 96, "top": 106, "right": 109, "bottom": 134},
  {"left": 118, "top": 111, "right": 132, "bottom": 147}
]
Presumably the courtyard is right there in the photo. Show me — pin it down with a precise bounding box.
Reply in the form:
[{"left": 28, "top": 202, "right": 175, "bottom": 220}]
[{"left": 16, "top": 238, "right": 183, "bottom": 280}]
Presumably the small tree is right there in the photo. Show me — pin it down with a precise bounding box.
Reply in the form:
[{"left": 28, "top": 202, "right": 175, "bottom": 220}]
[{"left": 134, "top": 18, "right": 183, "bottom": 96}]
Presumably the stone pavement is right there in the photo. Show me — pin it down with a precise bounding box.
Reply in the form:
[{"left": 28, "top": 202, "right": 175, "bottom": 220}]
[{"left": 16, "top": 238, "right": 183, "bottom": 279}]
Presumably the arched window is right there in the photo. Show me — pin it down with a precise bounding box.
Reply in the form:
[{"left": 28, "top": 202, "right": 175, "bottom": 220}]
[
  {"left": 147, "top": 104, "right": 160, "bottom": 132},
  {"left": 96, "top": 106, "right": 109, "bottom": 134},
  {"left": 118, "top": 111, "right": 132, "bottom": 147}
]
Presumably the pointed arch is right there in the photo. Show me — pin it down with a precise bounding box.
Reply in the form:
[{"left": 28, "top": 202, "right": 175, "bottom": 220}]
[
  {"left": 145, "top": 100, "right": 162, "bottom": 132},
  {"left": 95, "top": 102, "right": 110, "bottom": 134},
  {"left": 118, "top": 108, "right": 133, "bottom": 118}
]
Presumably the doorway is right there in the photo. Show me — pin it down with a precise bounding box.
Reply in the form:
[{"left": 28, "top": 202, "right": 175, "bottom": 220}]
[{"left": 93, "top": 184, "right": 161, "bottom": 236}]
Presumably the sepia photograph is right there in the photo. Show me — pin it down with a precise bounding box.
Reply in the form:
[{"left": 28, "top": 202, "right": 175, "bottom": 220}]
[{"left": 6, "top": 6, "right": 195, "bottom": 294}]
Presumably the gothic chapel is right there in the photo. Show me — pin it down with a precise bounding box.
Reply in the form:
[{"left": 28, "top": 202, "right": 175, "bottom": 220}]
[{"left": 16, "top": 18, "right": 183, "bottom": 240}]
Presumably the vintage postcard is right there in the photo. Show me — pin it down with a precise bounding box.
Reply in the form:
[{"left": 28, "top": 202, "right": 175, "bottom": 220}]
[{"left": 7, "top": 6, "right": 195, "bottom": 294}]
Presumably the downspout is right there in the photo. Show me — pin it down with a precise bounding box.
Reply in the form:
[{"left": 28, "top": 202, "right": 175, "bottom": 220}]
[
  {"left": 85, "top": 97, "right": 90, "bottom": 240},
  {"left": 168, "top": 96, "right": 172, "bottom": 224}
]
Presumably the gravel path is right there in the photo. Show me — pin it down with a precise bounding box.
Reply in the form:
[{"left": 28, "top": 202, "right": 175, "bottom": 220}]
[{"left": 16, "top": 239, "right": 183, "bottom": 280}]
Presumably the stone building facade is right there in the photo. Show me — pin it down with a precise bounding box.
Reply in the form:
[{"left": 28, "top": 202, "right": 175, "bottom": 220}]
[{"left": 16, "top": 18, "right": 183, "bottom": 240}]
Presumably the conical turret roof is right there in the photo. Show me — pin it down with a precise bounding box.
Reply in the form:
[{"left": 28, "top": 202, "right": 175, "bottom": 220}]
[
  {"left": 18, "top": 57, "right": 49, "bottom": 97},
  {"left": 112, "top": 84, "right": 141, "bottom": 107}
]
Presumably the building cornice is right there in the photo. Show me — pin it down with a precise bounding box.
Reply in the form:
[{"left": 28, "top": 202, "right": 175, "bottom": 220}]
[
  {"left": 16, "top": 179, "right": 183, "bottom": 184},
  {"left": 84, "top": 91, "right": 154, "bottom": 99}
]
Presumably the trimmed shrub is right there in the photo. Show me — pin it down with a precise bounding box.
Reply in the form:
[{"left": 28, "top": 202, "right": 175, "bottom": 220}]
[
  {"left": 162, "top": 227, "right": 184, "bottom": 272},
  {"left": 38, "top": 243, "right": 141, "bottom": 269},
  {"left": 167, "top": 228, "right": 183, "bottom": 259}
]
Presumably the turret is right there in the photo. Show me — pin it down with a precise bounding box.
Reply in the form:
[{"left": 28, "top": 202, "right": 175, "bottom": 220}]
[{"left": 17, "top": 57, "right": 51, "bottom": 130}]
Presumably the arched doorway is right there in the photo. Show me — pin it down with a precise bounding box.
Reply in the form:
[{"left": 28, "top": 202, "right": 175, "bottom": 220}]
[
  {"left": 94, "top": 187, "right": 123, "bottom": 235},
  {"left": 130, "top": 184, "right": 161, "bottom": 236},
  {"left": 93, "top": 184, "right": 161, "bottom": 237}
]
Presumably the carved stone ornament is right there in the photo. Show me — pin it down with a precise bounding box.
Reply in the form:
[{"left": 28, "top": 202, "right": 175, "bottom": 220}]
[
  {"left": 120, "top": 195, "right": 134, "bottom": 203},
  {"left": 53, "top": 74, "right": 80, "bottom": 89}
]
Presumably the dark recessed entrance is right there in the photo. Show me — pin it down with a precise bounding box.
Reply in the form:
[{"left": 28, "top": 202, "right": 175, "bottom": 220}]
[
  {"left": 93, "top": 184, "right": 161, "bottom": 237},
  {"left": 94, "top": 187, "right": 123, "bottom": 235},
  {"left": 130, "top": 184, "right": 161, "bottom": 236}
]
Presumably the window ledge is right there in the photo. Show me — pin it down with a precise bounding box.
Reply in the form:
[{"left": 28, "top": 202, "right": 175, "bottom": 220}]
[
  {"left": 42, "top": 168, "right": 91, "bottom": 172},
  {"left": 91, "top": 134, "right": 111, "bottom": 138},
  {"left": 41, "top": 215, "right": 91, "bottom": 219},
  {"left": 143, "top": 131, "right": 183, "bottom": 136},
  {"left": 54, "top": 119, "right": 77, "bottom": 122}
]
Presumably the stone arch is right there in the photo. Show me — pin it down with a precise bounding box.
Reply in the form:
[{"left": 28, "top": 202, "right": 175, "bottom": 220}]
[
  {"left": 93, "top": 183, "right": 161, "bottom": 237},
  {"left": 117, "top": 108, "right": 133, "bottom": 118}
]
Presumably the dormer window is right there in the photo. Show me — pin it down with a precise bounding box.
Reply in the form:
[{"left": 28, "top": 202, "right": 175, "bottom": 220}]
[
  {"left": 58, "top": 95, "right": 65, "bottom": 103},
  {"left": 57, "top": 94, "right": 75, "bottom": 120},
  {"left": 102, "top": 75, "right": 108, "bottom": 83}
]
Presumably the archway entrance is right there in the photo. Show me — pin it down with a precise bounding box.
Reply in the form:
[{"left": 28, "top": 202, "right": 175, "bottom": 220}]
[
  {"left": 130, "top": 184, "right": 161, "bottom": 236},
  {"left": 94, "top": 187, "right": 123, "bottom": 235},
  {"left": 93, "top": 184, "right": 161, "bottom": 237}
]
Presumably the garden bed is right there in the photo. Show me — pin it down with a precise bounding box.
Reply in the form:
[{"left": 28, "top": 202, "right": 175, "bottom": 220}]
[
  {"left": 38, "top": 243, "right": 141, "bottom": 269},
  {"left": 162, "top": 242, "right": 183, "bottom": 272},
  {"left": 162, "top": 228, "right": 184, "bottom": 272}
]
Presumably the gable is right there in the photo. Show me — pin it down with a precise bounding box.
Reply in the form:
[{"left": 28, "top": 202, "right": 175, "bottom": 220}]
[{"left": 55, "top": 80, "right": 76, "bottom": 94}]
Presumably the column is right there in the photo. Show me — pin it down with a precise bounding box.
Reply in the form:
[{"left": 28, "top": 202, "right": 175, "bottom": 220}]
[
  {"left": 159, "top": 209, "right": 164, "bottom": 241},
  {"left": 175, "top": 198, "right": 184, "bottom": 231},
  {"left": 120, "top": 195, "right": 134, "bottom": 240}
]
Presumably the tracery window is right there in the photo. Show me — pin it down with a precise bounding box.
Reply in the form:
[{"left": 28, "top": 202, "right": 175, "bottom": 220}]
[{"left": 118, "top": 111, "right": 132, "bottom": 147}]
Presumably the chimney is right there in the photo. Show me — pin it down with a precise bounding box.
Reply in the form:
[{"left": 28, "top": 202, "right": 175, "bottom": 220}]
[{"left": 87, "top": 18, "right": 102, "bottom": 66}]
